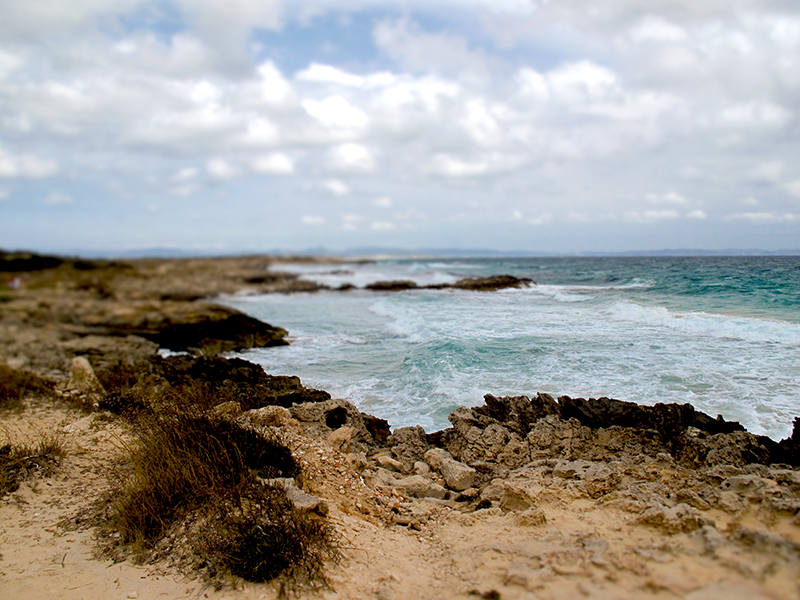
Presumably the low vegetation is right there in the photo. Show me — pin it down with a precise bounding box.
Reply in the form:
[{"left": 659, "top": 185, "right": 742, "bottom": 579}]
[
  {"left": 99, "top": 387, "right": 339, "bottom": 595},
  {"left": 0, "top": 434, "right": 64, "bottom": 496}
]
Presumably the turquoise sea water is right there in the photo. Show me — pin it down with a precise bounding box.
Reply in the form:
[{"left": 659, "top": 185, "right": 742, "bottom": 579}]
[{"left": 224, "top": 256, "right": 800, "bottom": 441}]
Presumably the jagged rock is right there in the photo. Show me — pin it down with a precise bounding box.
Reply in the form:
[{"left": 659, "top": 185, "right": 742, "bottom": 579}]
[
  {"left": 476, "top": 393, "right": 559, "bottom": 437},
  {"left": 637, "top": 502, "right": 706, "bottom": 534},
  {"left": 363, "top": 467, "right": 400, "bottom": 489},
  {"left": 558, "top": 395, "right": 744, "bottom": 439},
  {"left": 388, "top": 426, "right": 430, "bottom": 466},
  {"left": 451, "top": 275, "right": 534, "bottom": 291},
  {"left": 365, "top": 280, "right": 418, "bottom": 291},
  {"left": 674, "top": 428, "right": 773, "bottom": 468},
  {"left": 777, "top": 418, "right": 800, "bottom": 465},
  {"left": 328, "top": 426, "right": 355, "bottom": 453},
  {"left": 154, "top": 312, "right": 288, "bottom": 355},
  {"left": 516, "top": 507, "right": 547, "bottom": 526},
  {"left": 290, "top": 399, "right": 377, "bottom": 449},
  {"left": 500, "top": 483, "right": 537, "bottom": 512},
  {"left": 361, "top": 413, "right": 391, "bottom": 445},
  {"left": 154, "top": 355, "right": 330, "bottom": 409},
  {"left": 393, "top": 475, "right": 448, "bottom": 499},
  {"left": 284, "top": 484, "right": 329, "bottom": 516},
  {"left": 721, "top": 474, "right": 767, "bottom": 498},
  {"left": 375, "top": 454, "right": 403, "bottom": 472},
  {"left": 245, "top": 405, "right": 293, "bottom": 427},
  {"left": 424, "top": 448, "right": 476, "bottom": 491}
]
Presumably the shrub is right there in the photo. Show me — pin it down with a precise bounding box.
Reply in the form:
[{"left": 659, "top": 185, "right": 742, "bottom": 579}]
[{"left": 102, "top": 409, "right": 337, "bottom": 595}]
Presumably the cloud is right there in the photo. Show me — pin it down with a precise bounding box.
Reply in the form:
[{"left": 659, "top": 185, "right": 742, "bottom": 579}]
[
  {"left": 252, "top": 152, "right": 295, "bottom": 174},
  {"left": 624, "top": 209, "right": 680, "bottom": 223},
  {"left": 646, "top": 191, "right": 689, "bottom": 205},
  {"left": 727, "top": 211, "right": 800, "bottom": 223},
  {"left": 0, "top": 188, "right": 9, "bottom": 200},
  {"left": 326, "top": 143, "right": 376, "bottom": 173},
  {"left": 301, "top": 215, "right": 325, "bottom": 225},
  {"left": 323, "top": 179, "right": 349, "bottom": 196},
  {"left": 0, "top": 147, "right": 58, "bottom": 178},
  {"left": 372, "top": 196, "right": 392, "bottom": 208},
  {"left": 206, "top": 158, "right": 239, "bottom": 179},
  {"left": 302, "top": 95, "right": 368, "bottom": 130}
]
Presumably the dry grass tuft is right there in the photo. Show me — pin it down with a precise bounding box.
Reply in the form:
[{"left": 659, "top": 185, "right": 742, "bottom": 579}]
[
  {"left": 0, "top": 434, "right": 64, "bottom": 496},
  {"left": 101, "top": 404, "right": 337, "bottom": 595}
]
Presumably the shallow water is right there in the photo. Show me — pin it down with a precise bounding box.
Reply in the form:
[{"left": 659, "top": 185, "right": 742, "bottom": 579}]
[{"left": 225, "top": 256, "right": 800, "bottom": 440}]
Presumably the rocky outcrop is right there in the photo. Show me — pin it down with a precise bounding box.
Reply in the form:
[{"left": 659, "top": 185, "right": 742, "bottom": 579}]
[
  {"left": 153, "top": 355, "right": 331, "bottom": 409},
  {"left": 357, "top": 275, "right": 536, "bottom": 293},
  {"left": 450, "top": 275, "right": 535, "bottom": 291}
]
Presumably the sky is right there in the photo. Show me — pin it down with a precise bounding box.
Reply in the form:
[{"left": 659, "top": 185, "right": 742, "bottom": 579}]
[{"left": 1, "top": 0, "right": 799, "bottom": 255}]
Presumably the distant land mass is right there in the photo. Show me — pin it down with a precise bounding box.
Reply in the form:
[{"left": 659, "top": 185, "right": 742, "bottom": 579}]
[{"left": 4, "top": 246, "right": 800, "bottom": 260}]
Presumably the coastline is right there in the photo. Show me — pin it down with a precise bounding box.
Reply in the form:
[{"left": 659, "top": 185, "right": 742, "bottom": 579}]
[{"left": 1, "top": 253, "right": 799, "bottom": 599}]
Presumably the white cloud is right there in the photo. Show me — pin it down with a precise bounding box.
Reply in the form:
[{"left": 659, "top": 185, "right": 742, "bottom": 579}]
[
  {"left": 252, "top": 152, "right": 295, "bottom": 174},
  {"left": 301, "top": 215, "right": 326, "bottom": 225},
  {"left": 173, "top": 167, "right": 199, "bottom": 182},
  {"left": 742, "top": 197, "right": 760, "bottom": 206},
  {"left": 302, "top": 95, "right": 368, "bottom": 130},
  {"left": 43, "top": 192, "right": 74, "bottom": 206},
  {"left": 646, "top": 191, "right": 690, "bottom": 205},
  {"left": 686, "top": 210, "right": 707, "bottom": 219},
  {"left": 207, "top": 158, "right": 239, "bottom": 179},
  {"left": 720, "top": 101, "right": 792, "bottom": 130},
  {"left": 0, "top": 188, "right": 9, "bottom": 200},
  {"left": 326, "top": 143, "right": 376, "bottom": 173},
  {"left": 728, "top": 211, "right": 800, "bottom": 223},
  {"left": 624, "top": 209, "right": 680, "bottom": 223},
  {"left": 323, "top": 179, "right": 349, "bottom": 196},
  {"left": 0, "top": 148, "right": 58, "bottom": 178},
  {"left": 372, "top": 196, "right": 392, "bottom": 208},
  {"left": 429, "top": 152, "right": 524, "bottom": 178}
]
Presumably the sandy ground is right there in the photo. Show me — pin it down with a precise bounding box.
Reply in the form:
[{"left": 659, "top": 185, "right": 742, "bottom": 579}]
[{"left": 2, "top": 399, "right": 798, "bottom": 600}]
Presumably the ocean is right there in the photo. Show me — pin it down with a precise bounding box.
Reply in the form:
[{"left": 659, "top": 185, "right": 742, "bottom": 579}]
[{"left": 223, "top": 256, "right": 800, "bottom": 441}]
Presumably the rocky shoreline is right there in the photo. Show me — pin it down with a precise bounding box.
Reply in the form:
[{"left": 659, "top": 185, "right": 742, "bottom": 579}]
[{"left": 2, "top": 252, "right": 799, "bottom": 599}]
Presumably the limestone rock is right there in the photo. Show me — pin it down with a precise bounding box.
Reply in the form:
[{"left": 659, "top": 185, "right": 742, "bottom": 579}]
[
  {"left": 424, "top": 448, "right": 476, "bottom": 491},
  {"left": 67, "top": 356, "right": 105, "bottom": 408},
  {"left": 328, "top": 426, "right": 355, "bottom": 453},
  {"left": 388, "top": 425, "right": 430, "bottom": 466},
  {"left": 245, "top": 405, "right": 292, "bottom": 427},
  {"left": 393, "top": 475, "right": 448, "bottom": 499}
]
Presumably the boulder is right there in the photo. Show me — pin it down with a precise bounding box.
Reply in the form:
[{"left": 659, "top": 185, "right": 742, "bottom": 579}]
[
  {"left": 66, "top": 356, "right": 105, "bottom": 408},
  {"left": 388, "top": 425, "right": 431, "bottom": 466},
  {"left": 290, "top": 399, "right": 378, "bottom": 449},
  {"left": 393, "top": 475, "right": 448, "bottom": 499},
  {"left": 424, "top": 448, "right": 476, "bottom": 491}
]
